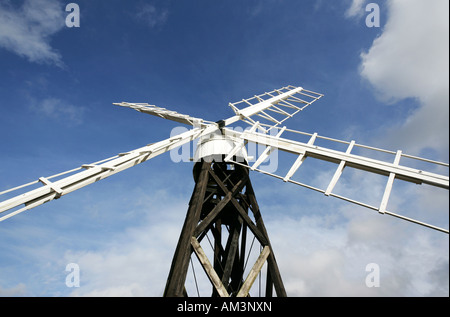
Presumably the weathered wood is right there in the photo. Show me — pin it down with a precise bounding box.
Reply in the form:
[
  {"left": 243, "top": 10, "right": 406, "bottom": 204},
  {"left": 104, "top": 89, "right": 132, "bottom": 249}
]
[
  {"left": 229, "top": 245, "right": 245, "bottom": 295},
  {"left": 231, "top": 197, "right": 268, "bottom": 245},
  {"left": 239, "top": 222, "right": 247, "bottom": 271},
  {"left": 209, "top": 166, "right": 248, "bottom": 196},
  {"left": 194, "top": 191, "right": 232, "bottom": 236},
  {"left": 208, "top": 223, "right": 225, "bottom": 256},
  {"left": 212, "top": 220, "right": 223, "bottom": 297},
  {"left": 165, "top": 161, "right": 286, "bottom": 297},
  {"left": 221, "top": 218, "right": 242, "bottom": 289},
  {"left": 164, "top": 160, "right": 210, "bottom": 297},
  {"left": 191, "top": 236, "right": 229, "bottom": 297},
  {"left": 265, "top": 269, "right": 273, "bottom": 297},
  {"left": 245, "top": 180, "right": 287, "bottom": 297},
  {"left": 236, "top": 246, "right": 271, "bottom": 297}
]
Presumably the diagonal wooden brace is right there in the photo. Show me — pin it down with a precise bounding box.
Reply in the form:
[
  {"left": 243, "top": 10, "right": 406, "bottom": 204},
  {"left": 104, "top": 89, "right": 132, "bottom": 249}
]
[
  {"left": 236, "top": 246, "right": 271, "bottom": 297},
  {"left": 191, "top": 236, "right": 230, "bottom": 297}
]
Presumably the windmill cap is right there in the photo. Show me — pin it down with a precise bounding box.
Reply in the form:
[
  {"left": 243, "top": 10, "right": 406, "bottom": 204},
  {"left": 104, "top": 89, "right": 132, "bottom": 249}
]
[{"left": 193, "top": 130, "right": 248, "bottom": 163}]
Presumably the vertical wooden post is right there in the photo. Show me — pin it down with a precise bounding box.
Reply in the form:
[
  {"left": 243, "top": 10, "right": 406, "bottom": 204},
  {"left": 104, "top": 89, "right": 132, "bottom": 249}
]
[{"left": 163, "top": 160, "right": 210, "bottom": 297}]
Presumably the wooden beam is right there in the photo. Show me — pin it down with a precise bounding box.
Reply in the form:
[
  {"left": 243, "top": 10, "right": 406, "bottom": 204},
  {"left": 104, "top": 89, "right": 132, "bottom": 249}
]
[
  {"left": 191, "top": 237, "right": 229, "bottom": 297},
  {"left": 265, "top": 270, "right": 273, "bottom": 297},
  {"left": 379, "top": 150, "right": 402, "bottom": 214},
  {"left": 209, "top": 165, "right": 248, "bottom": 196},
  {"left": 236, "top": 246, "right": 270, "bottom": 297},
  {"left": 221, "top": 218, "right": 242, "bottom": 289},
  {"left": 164, "top": 160, "right": 210, "bottom": 297},
  {"left": 324, "top": 140, "right": 355, "bottom": 196},
  {"left": 194, "top": 191, "right": 232, "bottom": 237},
  {"left": 212, "top": 220, "right": 223, "bottom": 297},
  {"left": 231, "top": 199, "right": 268, "bottom": 245},
  {"left": 245, "top": 180, "right": 287, "bottom": 297}
]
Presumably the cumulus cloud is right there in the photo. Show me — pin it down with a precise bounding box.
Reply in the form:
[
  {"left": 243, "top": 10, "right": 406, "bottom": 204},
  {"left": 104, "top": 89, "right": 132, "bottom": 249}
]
[
  {"left": 29, "top": 97, "right": 85, "bottom": 126},
  {"left": 64, "top": 197, "right": 185, "bottom": 297},
  {"left": 0, "top": 0, "right": 65, "bottom": 66},
  {"left": 345, "top": 0, "right": 368, "bottom": 19},
  {"left": 340, "top": 0, "right": 449, "bottom": 295},
  {"left": 266, "top": 208, "right": 448, "bottom": 296},
  {"left": 0, "top": 283, "right": 27, "bottom": 296},
  {"left": 359, "top": 0, "right": 449, "bottom": 159}
]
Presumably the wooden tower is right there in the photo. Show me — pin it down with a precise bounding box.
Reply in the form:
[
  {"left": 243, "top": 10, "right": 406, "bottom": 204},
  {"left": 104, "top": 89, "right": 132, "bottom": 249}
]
[{"left": 163, "top": 155, "right": 286, "bottom": 297}]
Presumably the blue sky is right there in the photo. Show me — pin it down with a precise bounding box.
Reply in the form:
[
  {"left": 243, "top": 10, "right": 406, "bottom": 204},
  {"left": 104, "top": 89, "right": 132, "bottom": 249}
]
[{"left": 0, "top": 0, "right": 448, "bottom": 297}]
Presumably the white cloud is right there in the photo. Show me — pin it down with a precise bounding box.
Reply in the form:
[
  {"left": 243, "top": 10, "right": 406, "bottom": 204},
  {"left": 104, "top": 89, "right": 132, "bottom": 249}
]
[
  {"left": 266, "top": 207, "right": 448, "bottom": 296},
  {"left": 135, "top": 4, "right": 168, "bottom": 29},
  {"left": 359, "top": 0, "right": 449, "bottom": 158},
  {"left": 63, "top": 198, "right": 185, "bottom": 297},
  {"left": 327, "top": 0, "right": 449, "bottom": 296},
  {"left": 345, "top": 0, "right": 368, "bottom": 19},
  {"left": 0, "top": 0, "right": 65, "bottom": 66},
  {"left": 30, "top": 97, "right": 85, "bottom": 126},
  {"left": 0, "top": 283, "right": 27, "bottom": 296}
]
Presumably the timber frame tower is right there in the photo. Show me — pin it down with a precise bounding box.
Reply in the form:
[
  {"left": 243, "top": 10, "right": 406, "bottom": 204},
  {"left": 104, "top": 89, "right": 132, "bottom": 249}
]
[{"left": 163, "top": 158, "right": 286, "bottom": 297}]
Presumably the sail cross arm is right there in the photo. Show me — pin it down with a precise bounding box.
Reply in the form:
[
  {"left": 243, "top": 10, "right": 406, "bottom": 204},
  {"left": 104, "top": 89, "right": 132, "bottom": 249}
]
[
  {"left": 113, "top": 102, "right": 208, "bottom": 127},
  {"left": 224, "top": 127, "right": 448, "bottom": 233},
  {"left": 228, "top": 85, "right": 323, "bottom": 129},
  {"left": 231, "top": 129, "right": 449, "bottom": 189},
  {"left": 0, "top": 125, "right": 218, "bottom": 222}
]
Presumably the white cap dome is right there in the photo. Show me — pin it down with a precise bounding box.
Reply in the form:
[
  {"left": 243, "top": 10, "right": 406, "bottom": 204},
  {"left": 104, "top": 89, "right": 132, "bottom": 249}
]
[{"left": 193, "top": 130, "right": 248, "bottom": 163}]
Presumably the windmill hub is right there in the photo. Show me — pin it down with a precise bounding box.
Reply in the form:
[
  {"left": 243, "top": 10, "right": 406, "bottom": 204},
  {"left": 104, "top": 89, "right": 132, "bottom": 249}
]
[{"left": 193, "top": 130, "right": 248, "bottom": 163}]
